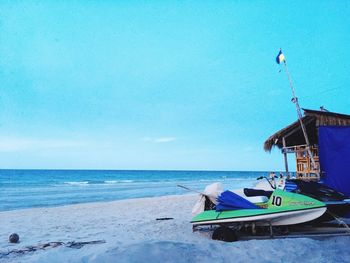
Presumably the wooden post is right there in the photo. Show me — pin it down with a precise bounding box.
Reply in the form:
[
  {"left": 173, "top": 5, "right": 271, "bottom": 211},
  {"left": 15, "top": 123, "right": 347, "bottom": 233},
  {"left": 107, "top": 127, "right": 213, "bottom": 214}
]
[{"left": 282, "top": 137, "right": 289, "bottom": 177}]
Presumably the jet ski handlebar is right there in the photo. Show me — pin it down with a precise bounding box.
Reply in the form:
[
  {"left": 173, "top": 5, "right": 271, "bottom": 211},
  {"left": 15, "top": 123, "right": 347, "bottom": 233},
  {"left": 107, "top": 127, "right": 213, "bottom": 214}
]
[{"left": 256, "top": 176, "right": 277, "bottom": 189}]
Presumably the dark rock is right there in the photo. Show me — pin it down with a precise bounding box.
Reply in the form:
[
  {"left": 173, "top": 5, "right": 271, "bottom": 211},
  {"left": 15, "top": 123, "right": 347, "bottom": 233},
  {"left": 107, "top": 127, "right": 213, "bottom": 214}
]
[{"left": 9, "top": 233, "right": 19, "bottom": 243}]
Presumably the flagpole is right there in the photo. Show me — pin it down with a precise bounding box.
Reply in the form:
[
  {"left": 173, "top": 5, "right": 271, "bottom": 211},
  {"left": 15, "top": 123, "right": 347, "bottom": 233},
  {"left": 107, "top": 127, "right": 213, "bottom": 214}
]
[{"left": 282, "top": 59, "right": 317, "bottom": 171}]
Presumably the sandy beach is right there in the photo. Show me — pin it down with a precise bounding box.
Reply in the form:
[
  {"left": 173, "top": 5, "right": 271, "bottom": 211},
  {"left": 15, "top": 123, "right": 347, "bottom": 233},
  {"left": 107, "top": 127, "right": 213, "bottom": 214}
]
[{"left": 1, "top": 194, "right": 350, "bottom": 263}]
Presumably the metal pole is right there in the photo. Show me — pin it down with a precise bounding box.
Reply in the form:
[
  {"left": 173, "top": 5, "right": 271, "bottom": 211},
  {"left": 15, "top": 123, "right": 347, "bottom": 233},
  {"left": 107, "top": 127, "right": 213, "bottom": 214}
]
[
  {"left": 282, "top": 137, "right": 289, "bottom": 176},
  {"left": 282, "top": 61, "right": 317, "bottom": 170}
]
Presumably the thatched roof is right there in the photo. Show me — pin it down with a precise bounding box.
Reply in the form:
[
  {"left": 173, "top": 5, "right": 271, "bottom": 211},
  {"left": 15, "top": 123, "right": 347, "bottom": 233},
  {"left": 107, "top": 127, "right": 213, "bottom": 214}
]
[{"left": 264, "top": 109, "right": 350, "bottom": 152}]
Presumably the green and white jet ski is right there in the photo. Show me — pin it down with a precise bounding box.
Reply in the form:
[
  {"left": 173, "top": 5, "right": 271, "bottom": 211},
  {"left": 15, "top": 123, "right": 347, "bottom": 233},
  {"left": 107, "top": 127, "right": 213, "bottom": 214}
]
[{"left": 191, "top": 189, "right": 326, "bottom": 227}]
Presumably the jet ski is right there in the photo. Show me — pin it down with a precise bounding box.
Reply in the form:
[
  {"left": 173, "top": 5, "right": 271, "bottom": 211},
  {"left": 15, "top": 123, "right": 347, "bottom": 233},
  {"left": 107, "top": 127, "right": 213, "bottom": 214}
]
[
  {"left": 286, "top": 179, "right": 350, "bottom": 221},
  {"left": 253, "top": 176, "right": 350, "bottom": 221},
  {"left": 191, "top": 189, "right": 326, "bottom": 227}
]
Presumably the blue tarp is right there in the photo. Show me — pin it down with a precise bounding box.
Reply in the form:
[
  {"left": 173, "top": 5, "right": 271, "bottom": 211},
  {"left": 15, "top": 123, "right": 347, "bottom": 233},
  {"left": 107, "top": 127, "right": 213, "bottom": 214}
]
[
  {"left": 216, "top": 190, "right": 260, "bottom": 212},
  {"left": 318, "top": 126, "right": 350, "bottom": 198}
]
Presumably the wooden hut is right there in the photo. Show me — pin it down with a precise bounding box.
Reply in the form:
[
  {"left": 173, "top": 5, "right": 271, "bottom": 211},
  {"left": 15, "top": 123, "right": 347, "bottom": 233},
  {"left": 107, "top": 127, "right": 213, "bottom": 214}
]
[{"left": 264, "top": 109, "right": 350, "bottom": 180}]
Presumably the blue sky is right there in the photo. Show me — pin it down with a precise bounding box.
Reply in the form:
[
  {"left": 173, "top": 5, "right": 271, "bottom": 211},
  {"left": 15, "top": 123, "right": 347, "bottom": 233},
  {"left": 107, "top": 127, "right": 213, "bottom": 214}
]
[{"left": 0, "top": 1, "right": 349, "bottom": 170}]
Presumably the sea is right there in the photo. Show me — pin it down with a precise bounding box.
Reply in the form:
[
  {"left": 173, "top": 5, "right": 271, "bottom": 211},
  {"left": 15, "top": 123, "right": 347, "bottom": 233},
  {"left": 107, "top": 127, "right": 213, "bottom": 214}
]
[{"left": 0, "top": 170, "right": 270, "bottom": 212}]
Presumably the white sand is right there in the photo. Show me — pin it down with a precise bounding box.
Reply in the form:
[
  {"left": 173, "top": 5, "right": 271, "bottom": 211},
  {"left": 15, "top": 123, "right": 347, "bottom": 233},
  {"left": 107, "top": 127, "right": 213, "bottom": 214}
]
[{"left": 1, "top": 194, "right": 350, "bottom": 263}]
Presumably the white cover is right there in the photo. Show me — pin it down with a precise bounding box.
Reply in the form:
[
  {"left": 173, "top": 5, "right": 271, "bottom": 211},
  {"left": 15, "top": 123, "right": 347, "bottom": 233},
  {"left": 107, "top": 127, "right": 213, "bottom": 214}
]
[{"left": 191, "top": 183, "right": 223, "bottom": 215}]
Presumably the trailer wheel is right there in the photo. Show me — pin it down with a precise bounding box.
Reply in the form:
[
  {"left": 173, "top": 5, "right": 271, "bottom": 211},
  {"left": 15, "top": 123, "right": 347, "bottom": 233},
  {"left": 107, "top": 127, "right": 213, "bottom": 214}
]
[{"left": 212, "top": 226, "right": 237, "bottom": 242}]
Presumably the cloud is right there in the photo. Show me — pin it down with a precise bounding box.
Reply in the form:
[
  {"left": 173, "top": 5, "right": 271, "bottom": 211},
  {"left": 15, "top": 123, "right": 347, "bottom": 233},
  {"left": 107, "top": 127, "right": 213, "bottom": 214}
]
[
  {"left": 141, "top": 137, "right": 176, "bottom": 144},
  {"left": 0, "top": 137, "right": 86, "bottom": 152},
  {"left": 154, "top": 137, "right": 176, "bottom": 143}
]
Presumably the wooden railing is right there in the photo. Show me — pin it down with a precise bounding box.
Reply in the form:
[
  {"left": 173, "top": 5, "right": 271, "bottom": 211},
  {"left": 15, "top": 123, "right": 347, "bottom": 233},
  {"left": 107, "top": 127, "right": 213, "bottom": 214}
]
[{"left": 282, "top": 144, "right": 320, "bottom": 180}]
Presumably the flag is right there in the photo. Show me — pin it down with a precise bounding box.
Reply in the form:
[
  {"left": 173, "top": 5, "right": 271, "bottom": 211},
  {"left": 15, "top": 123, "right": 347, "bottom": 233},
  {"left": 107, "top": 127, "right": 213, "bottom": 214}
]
[{"left": 276, "top": 50, "right": 285, "bottom": 64}]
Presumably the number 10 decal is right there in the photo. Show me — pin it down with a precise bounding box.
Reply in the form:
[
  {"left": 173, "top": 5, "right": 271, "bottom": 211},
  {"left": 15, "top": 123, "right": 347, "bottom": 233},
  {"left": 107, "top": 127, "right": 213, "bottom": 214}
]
[{"left": 272, "top": 196, "right": 282, "bottom": 206}]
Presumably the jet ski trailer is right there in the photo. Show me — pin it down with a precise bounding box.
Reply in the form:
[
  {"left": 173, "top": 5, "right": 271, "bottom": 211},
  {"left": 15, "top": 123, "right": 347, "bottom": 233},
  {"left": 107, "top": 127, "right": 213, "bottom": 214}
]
[{"left": 193, "top": 221, "right": 350, "bottom": 242}]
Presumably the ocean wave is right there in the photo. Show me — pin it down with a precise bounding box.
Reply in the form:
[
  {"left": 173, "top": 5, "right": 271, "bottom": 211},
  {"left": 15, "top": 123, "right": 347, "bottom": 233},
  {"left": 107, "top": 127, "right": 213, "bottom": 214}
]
[
  {"left": 104, "top": 180, "right": 134, "bottom": 184},
  {"left": 197, "top": 178, "right": 254, "bottom": 182},
  {"left": 63, "top": 180, "right": 135, "bottom": 186},
  {"left": 64, "top": 181, "right": 89, "bottom": 186}
]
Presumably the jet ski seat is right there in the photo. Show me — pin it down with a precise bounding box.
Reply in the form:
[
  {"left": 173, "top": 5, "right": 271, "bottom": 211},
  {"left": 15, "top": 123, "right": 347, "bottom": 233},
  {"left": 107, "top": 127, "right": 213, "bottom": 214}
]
[{"left": 243, "top": 188, "right": 273, "bottom": 198}]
